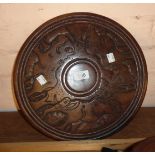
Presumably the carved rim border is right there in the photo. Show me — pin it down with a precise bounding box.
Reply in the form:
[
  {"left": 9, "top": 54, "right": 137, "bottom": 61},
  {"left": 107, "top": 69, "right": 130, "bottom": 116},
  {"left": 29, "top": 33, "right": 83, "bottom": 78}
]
[{"left": 13, "top": 12, "right": 148, "bottom": 140}]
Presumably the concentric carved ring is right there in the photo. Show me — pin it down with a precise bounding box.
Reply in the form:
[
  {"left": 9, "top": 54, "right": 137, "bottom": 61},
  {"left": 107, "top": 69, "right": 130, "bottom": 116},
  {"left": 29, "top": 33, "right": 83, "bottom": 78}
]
[
  {"left": 13, "top": 13, "right": 147, "bottom": 140},
  {"left": 62, "top": 58, "right": 101, "bottom": 97}
]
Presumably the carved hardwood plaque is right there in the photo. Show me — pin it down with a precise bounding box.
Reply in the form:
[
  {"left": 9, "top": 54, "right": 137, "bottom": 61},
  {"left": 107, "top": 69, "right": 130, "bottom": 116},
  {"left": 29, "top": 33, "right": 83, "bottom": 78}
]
[{"left": 13, "top": 13, "right": 148, "bottom": 140}]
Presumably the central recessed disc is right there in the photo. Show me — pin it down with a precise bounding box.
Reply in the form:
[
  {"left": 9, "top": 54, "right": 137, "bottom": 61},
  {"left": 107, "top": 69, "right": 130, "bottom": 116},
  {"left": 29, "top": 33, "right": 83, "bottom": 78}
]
[{"left": 62, "top": 59, "right": 100, "bottom": 96}]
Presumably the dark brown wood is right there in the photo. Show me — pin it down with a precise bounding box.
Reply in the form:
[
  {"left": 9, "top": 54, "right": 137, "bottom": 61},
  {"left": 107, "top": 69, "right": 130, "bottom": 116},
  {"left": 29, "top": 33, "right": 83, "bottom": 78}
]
[
  {"left": 126, "top": 136, "right": 155, "bottom": 151},
  {"left": 0, "top": 108, "right": 154, "bottom": 143},
  {"left": 0, "top": 111, "right": 51, "bottom": 143},
  {"left": 13, "top": 12, "right": 148, "bottom": 140}
]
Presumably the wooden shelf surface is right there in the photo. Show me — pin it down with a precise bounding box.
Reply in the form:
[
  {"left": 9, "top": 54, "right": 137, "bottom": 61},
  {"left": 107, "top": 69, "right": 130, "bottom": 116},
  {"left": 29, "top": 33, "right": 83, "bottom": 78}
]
[{"left": 0, "top": 107, "right": 155, "bottom": 151}]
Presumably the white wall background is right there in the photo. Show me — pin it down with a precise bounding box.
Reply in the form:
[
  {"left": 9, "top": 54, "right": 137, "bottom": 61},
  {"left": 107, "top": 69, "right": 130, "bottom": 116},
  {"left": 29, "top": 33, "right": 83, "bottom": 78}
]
[{"left": 0, "top": 3, "right": 155, "bottom": 111}]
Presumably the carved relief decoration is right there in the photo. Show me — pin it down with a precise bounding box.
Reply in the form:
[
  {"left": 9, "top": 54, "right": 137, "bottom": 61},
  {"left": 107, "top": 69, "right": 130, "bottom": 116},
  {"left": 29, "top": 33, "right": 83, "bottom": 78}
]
[{"left": 13, "top": 13, "right": 147, "bottom": 140}]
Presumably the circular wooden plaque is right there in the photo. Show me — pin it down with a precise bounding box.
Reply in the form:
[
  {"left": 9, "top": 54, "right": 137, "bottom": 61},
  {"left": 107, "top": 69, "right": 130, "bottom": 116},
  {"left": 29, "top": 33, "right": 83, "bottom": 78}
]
[{"left": 13, "top": 13, "right": 148, "bottom": 140}]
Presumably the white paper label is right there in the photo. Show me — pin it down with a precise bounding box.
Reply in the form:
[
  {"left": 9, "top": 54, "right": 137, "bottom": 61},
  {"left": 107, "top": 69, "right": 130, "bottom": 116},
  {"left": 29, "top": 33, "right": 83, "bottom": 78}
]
[
  {"left": 36, "top": 75, "right": 47, "bottom": 86},
  {"left": 73, "top": 70, "right": 89, "bottom": 81},
  {"left": 106, "top": 53, "right": 115, "bottom": 63}
]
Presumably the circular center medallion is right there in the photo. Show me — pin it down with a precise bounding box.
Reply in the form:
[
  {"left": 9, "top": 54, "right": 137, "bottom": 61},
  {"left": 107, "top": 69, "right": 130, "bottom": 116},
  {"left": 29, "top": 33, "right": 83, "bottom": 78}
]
[{"left": 62, "top": 59, "right": 101, "bottom": 97}]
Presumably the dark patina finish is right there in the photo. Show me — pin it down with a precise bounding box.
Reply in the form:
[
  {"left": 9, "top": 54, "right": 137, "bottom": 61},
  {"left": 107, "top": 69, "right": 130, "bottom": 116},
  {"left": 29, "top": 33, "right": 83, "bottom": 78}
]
[
  {"left": 13, "top": 13, "right": 148, "bottom": 140},
  {"left": 126, "top": 137, "right": 155, "bottom": 152}
]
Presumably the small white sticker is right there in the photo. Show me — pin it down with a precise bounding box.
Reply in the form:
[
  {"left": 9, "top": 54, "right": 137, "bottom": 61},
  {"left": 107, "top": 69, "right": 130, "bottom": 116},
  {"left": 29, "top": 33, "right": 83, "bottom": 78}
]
[
  {"left": 36, "top": 75, "right": 47, "bottom": 86},
  {"left": 73, "top": 70, "right": 89, "bottom": 81},
  {"left": 106, "top": 53, "right": 115, "bottom": 63}
]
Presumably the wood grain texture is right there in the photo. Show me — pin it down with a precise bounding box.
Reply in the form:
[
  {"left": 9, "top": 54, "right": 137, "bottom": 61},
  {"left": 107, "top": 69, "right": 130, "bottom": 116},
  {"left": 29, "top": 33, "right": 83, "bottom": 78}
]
[
  {"left": 0, "top": 107, "right": 155, "bottom": 143},
  {"left": 0, "top": 4, "right": 155, "bottom": 111},
  {"left": 0, "top": 138, "right": 145, "bottom": 152}
]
